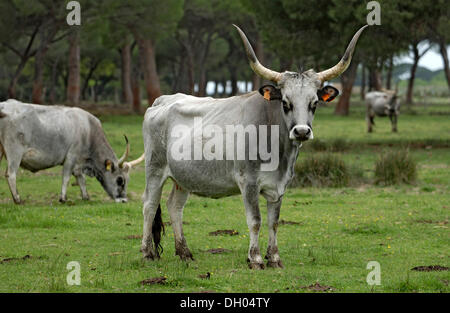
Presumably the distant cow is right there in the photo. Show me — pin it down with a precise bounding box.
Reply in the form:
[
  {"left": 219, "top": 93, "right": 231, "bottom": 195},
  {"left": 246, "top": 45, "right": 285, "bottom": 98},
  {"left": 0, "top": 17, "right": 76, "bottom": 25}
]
[
  {"left": 0, "top": 99, "right": 143, "bottom": 204},
  {"left": 365, "top": 89, "right": 400, "bottom": 132}
]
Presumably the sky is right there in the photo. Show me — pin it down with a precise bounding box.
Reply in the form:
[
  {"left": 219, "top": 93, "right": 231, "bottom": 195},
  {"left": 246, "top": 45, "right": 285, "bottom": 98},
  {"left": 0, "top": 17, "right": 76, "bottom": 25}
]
[{"left": 397, "top": 46, "right": 449, "bottom": 71}]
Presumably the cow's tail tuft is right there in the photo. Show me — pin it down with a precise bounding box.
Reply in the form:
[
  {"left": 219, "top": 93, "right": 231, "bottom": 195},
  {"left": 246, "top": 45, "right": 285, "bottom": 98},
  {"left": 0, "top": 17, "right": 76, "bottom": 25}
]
[
  {"left": 152, "top": 203, "right": 165, "bottom": 257},
  {"left": 0, "top": 110, "right": 6, "bottom": 118}
]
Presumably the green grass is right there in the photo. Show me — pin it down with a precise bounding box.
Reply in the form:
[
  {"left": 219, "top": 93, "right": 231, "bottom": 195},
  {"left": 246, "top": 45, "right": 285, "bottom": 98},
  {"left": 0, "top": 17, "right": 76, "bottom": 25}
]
[{"left": 0, "top": 100, "right": 449, "bottom": 293}]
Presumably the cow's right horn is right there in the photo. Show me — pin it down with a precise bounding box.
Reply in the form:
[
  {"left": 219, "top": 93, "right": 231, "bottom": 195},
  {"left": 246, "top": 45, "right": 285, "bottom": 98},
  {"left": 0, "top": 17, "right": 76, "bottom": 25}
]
[{"left": 234, "top": 25, "right": 282, "bottom": 83}]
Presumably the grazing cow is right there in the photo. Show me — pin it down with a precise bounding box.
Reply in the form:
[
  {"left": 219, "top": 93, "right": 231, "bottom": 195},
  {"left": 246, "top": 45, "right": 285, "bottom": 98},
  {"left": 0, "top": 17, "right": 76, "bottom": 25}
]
[
  {"left": 0, "top": 99, "right": 143, "bottom": 204},
  {"left": 140, "top": 25, "right": 368, "bottom": 269},
  {"left": 365, "top": 88, "right": 400, "bottom": 132}
]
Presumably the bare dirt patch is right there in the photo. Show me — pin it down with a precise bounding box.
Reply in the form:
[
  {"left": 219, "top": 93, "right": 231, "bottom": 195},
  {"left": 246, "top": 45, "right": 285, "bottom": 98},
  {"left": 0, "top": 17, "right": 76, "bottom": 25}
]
[
  {"left": 279, "top": 219, "right": 303, "bottom": 226},
  {"left": 415, "top": 219, "right": 448, "bottom": 225},
  {"left": 124, "top": 234, "right": 142, "bottom": 240},
  {"left": 300, "top": 282, "right": 335, "bottom": 292},
  {"left": 209, "top": 229, "right": 239, "bottom": 236},
  {"left": 140, "top": 276, "right": 167, "bottom": 285},
  {"left": 411, "top": 265, "right": 448, "bottom": 272},
  {"left": 205, "top": 248, "right": 232, "bottom": 254},
  {"left": 1, "top": 254, "right": 37, "bottom": 263}
]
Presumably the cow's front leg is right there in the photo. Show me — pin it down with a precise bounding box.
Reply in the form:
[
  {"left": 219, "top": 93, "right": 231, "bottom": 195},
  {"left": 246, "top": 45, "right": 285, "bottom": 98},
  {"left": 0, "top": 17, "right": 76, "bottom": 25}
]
[
  {"left": 242, "top": 184, "right": 264, "bottom": 269},
  {"left": 75, "top": 173, "right": 89, "bottom": 200},
  {"left": 390, "top": 114, "right": 398, "bottom": 132},
  {"left": 167, "top": 183, "right": 192, "bottom": 261},
  {"left": 266, "top": 198, "right": 283, "bottom": 268}
]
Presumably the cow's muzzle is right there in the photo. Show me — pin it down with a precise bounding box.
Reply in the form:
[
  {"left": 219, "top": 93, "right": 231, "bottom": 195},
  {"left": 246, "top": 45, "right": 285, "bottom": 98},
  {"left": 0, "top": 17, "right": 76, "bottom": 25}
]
[
  {"left": 289, "top": 125, "right": 313, "bottom": 141},
  {"left": 115, "top": 197, "right": 128, "bottom": 203}
]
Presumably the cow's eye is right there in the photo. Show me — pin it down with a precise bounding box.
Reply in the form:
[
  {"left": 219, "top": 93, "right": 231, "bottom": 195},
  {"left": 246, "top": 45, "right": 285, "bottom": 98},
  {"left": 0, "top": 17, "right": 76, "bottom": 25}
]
[
  {"left": 310, "top": 100, "right": 318, "bottom": 114},
  {"left": 116, "top": 176, "right": 124, "bottom": 186},
  {"left": 282, "top": 100, "right": 291, "bottom": 113}
]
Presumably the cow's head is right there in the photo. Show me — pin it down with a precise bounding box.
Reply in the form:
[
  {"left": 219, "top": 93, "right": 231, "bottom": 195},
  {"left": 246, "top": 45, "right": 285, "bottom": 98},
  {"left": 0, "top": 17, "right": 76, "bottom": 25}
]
[
  {"left": 235, "top": 25, "right": 368, "bottom": 142},
  {"left": 88, "top": 136, "right": 144, "bottom": 203}
]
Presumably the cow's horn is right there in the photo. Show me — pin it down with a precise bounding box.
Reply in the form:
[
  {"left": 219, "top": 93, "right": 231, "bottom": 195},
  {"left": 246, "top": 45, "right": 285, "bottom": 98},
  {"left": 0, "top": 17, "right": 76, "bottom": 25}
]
[
  {"left": 123, "top": 153, "right": 145, "bottom": 170},
  {"left": 317, "top": 25, "right": 369, "bottom": 83},
  {"left": 234, "top": 24, "right": 282, "bottom": 83},
  {"left": 118, "top": 135, "right": 130, "bottom": 167}
]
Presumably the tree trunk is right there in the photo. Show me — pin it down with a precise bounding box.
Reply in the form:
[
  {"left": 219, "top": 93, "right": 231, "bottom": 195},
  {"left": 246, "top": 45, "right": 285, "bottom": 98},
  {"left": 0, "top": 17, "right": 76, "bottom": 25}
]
[
  {"left": 439, "top": 40, "right": 450, "bottom": 89},
  {"left": 131, "top": 67, "right": 141, "bottom": 113},
  {"left": 67, "top": 30, "right": 80, "bottom": 105},
  {"left": 120, "top": 40, "right": 133, "bottom": 106},
  {"left": 8, "top": 60, "right": 28, "bottom": 99},
  {"left": 252, "top": 33, "right": 264, "bottom": 90},
  {"left": 230, "top": 67, "right": 238, "bottom": 96},
  {"left": 406, "top": 45, "right": 420, "bottom": 105},
  {"left": 137, "top": 38, "right": 161, "bottom": 106},
  {"left": 31, "top": 47, "right": 47, "bottom": 104},
  {"left": 81, "top": 61, "right": 99, "bottom": 100},
  {"left": 386, "top": 55, "right": 393, "bottom": 90},
  {"left": 360, "top": 64, "right": 366, "bottom": 100},
  {"left": 371, "top": 69, "right": 383, "bottom": 91},
  {"left": 49, "top": 58, "right": 59, "bottom": 104},
  {"left": 334, "top": 60, "right": 358, "bottom": 116}
]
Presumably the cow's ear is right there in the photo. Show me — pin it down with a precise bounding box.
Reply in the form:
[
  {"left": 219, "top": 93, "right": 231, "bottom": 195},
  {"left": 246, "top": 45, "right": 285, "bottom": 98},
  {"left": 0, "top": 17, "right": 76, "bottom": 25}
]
[
  {"left": 105, "top": 159, "right": 113, "bottom": 172},
  {"left": 259, "top": 85, "right": 282, "bottom": 101},
  {"left": 318, "top": 85, "right": 339, "bottom": 102}
]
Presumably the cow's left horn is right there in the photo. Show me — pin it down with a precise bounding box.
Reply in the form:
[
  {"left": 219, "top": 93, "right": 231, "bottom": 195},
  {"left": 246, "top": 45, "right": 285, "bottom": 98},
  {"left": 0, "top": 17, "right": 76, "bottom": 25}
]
[
  {"left": 118, "top": 135, "right": 130, "bottom": 168},
  {"left": 234, "top": 24, "right": 282, "bottom": 83},
  {"left": 123, "top": 153, "right": 145, "bottom": 170},
  {"left": 317, "top": 25, "right": 369, "bottom": 83}
]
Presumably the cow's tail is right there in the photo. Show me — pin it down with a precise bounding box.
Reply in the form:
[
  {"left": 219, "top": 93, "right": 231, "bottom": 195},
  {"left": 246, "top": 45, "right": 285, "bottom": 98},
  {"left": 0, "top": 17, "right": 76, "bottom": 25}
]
[
  {"left": 0, "top": 109, "right": 6, "bottom": 118},
  {"left": 152, "top": 203, "right": 165, "bottom": 257}
]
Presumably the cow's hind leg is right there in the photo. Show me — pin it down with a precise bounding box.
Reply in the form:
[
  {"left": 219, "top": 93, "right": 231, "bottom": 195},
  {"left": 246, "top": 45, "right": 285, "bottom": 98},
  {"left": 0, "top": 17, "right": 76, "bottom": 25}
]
[
  {"left": 141, "top": 173, "right": 165, "bottom": 260},
  {"left": 60, "top": 159, "right": 75, "bottom": 203},
  {"left": 167, "top": 183, "right": 192, "bottom": 261},
  {"left": 266, "top": 198, "right": 283, "bottom": 268},
  {"left": 4, "top": 150, "right": 22, "bottom": 204},
  {"left": 242, "top": 184, "right": 264, "bottom": 269}
]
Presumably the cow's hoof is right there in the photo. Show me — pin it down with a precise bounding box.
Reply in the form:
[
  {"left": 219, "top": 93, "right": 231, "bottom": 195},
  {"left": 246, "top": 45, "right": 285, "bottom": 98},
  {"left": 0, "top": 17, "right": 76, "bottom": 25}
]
[
  {"left": 142, "top": 253, "right": 158, "bottom": 261},
  {"left": 176, "top": 250, "right": 194, "bottom": 261},
  {"left": 247, "top": 259, "right": 265, "bottom": 270},
  {"left": 82, "top": 196, "right": 90, "bottom": 201},
  {"left": 267, "top": 260, "right": 284, "bottom": 268},
  {"left": 13, "top": 198, "right": 23, "bottom": 205},
  {"left": 59, "top": 197, "right": 67, "bottom": 203}
]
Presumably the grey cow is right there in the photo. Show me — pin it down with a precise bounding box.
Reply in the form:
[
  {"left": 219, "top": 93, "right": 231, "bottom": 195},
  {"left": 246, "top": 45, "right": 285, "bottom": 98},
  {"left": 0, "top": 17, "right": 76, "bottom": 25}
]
[
  {"left": 140, "top": 25, "right": 368, "bottom": 269},
  {"left": 365, "top": 89, "right": 401, "bottom": 132},
  {"left": 0, "top": 99, "right": 143, "bottom": 204}
]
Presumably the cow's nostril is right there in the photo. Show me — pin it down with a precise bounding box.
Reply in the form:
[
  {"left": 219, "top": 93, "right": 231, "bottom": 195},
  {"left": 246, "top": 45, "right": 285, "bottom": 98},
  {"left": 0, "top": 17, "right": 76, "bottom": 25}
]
[{"left": 306, "top": 128, "right": 311, "bottom": 135}]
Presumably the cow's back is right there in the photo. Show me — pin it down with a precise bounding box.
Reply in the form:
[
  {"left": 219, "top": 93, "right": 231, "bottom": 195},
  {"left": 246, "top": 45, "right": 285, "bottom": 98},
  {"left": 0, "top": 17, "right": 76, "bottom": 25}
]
[
  {"left": 0, "top": 99, "right": 96, "bottom": 171},
  {"left": 365, "top": 91, "right": 391, "bottom": 116}
]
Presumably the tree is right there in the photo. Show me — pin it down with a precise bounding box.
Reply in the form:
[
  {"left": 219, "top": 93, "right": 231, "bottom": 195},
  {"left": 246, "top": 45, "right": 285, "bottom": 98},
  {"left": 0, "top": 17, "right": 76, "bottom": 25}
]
[{"left": 104, "top": 0, "right": 184, "bottom": 106}]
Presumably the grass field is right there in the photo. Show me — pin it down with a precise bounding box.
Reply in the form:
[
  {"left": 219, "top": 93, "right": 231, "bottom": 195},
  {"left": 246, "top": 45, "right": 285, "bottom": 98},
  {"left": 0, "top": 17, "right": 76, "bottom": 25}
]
[{"left": 0, "top": 99, "right": 449, "bottom": 293}]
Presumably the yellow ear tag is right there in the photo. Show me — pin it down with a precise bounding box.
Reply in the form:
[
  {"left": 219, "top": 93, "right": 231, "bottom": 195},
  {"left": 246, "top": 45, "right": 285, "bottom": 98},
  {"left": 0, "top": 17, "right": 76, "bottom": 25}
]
[
  {"left": 264, "top": 89, "right": 271, "bottom": 100},
  {"left": 106, "top": 161, "right": 112, "bottom": 171}
]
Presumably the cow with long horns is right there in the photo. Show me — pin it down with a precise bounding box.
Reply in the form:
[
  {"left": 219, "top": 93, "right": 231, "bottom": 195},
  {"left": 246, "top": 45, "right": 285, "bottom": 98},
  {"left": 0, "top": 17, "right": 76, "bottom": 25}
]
[
  {"left": 140, "top": 25, "right": 368, "bottom": 268},
  {"left": 0, "top": 99, "right": 144, "bottom": 204}
]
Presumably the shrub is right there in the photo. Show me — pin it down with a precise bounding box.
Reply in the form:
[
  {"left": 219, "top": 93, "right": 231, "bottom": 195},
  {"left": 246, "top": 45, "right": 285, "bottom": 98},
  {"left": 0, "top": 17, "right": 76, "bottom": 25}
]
[
  {"left": 304, "top": 138, "right": 352, "bottom": 152},
  {"left": 374, "top": 149, "right": 417, "bottom": 185},
  {"left": 291, "top": 153, "right": 361, "bottom": 188}
]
